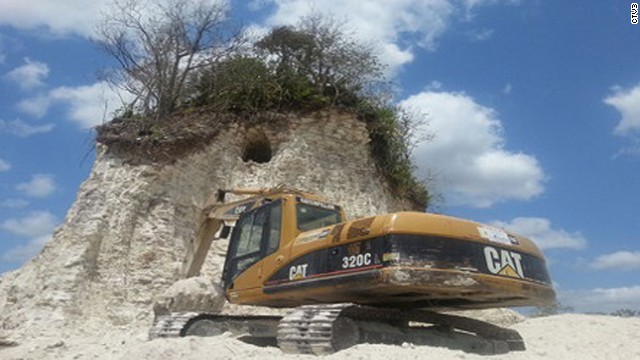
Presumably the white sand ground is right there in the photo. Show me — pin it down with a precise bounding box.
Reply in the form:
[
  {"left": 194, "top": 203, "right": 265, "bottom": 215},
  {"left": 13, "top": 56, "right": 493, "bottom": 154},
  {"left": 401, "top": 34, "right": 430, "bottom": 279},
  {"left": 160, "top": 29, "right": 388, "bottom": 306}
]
[{"left": 1, "top": 314, "right": 639, "bottom": 360}]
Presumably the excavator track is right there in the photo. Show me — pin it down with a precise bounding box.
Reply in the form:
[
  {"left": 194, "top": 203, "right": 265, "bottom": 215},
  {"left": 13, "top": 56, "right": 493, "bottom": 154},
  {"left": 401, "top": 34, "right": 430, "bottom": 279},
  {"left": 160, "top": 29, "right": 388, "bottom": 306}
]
[
  {"left": 277, "top": 304, "right": 355, "bottom": 355},
  {"left": 150, "top": 305, "right": 525, "bottom": 355},
  {"left": 149, "top": 312, "right": 201, "bottom": 339},
  {"left": 277, "top": 304, "right": 525, "bottom": 355},
  {"left": 149, "top": 312, "right": 282, "bottom": 340}
]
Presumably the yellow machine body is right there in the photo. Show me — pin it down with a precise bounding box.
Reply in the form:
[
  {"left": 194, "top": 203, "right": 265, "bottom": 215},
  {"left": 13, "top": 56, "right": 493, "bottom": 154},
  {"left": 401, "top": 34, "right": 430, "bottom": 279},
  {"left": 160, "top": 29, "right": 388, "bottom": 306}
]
[{"left": 191, "top": 189, "right": 555, "bottom": 311}]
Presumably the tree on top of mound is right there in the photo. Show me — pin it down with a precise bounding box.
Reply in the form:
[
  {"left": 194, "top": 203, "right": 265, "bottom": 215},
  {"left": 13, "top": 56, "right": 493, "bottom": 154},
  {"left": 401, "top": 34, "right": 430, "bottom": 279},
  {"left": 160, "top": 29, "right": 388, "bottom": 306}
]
[
  {"left": 96, "top": 0, "right": 243, "bottom": 120},
  {"left": 94, "top": 5, "right": 430, "bottom": 208}
]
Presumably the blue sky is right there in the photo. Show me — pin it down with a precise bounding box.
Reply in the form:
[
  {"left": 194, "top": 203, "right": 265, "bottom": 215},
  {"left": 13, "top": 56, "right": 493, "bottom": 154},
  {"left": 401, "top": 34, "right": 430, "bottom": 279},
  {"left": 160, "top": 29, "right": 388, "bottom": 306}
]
[{"left": 0, "top": 0, "right": 639, "bottom": 313}]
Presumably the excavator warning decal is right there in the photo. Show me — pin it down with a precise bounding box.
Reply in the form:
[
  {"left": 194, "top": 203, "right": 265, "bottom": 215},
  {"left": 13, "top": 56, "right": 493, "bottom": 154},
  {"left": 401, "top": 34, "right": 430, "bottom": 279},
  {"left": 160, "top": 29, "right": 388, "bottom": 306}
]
[
  {"left": 296, "top": 228, "right": 331, "bottom": 244},
  {"left": 483, "top": 246, "right": 524, "bottom": 278},
  {"left": 478, "top": 226, "right": 519, "bottom": 246}
]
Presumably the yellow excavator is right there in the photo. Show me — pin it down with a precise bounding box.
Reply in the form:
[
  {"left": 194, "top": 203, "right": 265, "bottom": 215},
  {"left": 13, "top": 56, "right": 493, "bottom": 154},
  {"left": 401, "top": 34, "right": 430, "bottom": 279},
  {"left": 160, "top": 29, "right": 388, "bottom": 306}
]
[{"left": 150, "top": 187, "right": 555, "bottom": 355}]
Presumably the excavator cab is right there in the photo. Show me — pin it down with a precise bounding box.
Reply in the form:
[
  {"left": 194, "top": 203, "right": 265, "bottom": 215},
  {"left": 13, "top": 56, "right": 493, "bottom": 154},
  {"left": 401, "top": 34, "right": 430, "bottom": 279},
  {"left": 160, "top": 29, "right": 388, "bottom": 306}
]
[{"left": 221, "top": 195, "right": 345, "bottom": 295}]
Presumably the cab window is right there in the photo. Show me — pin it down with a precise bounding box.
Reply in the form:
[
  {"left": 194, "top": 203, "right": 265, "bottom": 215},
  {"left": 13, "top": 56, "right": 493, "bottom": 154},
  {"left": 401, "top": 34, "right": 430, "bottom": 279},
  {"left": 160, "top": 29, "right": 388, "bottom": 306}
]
[
  {"left": 296, "top": 203, "right": 341, "bottom": 231},
  {"left": 236, "top": 208, "right": 265, "bottom": 257},
  {"left": 223, "top": 200, "right": 282, "bottom": 287},
  {"left": 267, "top": 203, "right": 281, "bottom": 254}
]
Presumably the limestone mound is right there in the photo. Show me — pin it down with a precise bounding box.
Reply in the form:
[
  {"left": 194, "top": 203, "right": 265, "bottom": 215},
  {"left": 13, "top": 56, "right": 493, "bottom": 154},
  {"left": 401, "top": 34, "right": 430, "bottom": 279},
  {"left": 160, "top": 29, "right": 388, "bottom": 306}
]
[{"left": 0, "top": 111, "right": 414, "bottom": 337}]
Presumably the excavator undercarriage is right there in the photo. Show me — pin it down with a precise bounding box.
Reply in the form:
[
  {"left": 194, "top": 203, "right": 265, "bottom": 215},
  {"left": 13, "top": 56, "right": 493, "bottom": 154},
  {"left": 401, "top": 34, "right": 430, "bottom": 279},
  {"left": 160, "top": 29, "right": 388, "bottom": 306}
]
[{"left": 150, "top": 304, "right": 525, "bottom": 355}]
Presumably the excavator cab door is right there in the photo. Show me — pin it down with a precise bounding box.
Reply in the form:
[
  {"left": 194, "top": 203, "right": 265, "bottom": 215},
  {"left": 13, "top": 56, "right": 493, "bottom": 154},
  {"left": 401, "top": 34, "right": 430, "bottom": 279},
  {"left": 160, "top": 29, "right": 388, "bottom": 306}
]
[{"left": 222, "top": 200, "right": 282, "bottom": 292}]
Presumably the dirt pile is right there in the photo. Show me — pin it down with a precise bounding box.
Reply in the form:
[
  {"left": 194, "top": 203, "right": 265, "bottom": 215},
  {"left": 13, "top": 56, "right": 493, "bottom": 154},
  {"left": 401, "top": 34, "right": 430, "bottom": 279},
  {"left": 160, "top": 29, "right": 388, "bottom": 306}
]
[{"left": 2, "top": 314, "right": 639, "bottom": 359}]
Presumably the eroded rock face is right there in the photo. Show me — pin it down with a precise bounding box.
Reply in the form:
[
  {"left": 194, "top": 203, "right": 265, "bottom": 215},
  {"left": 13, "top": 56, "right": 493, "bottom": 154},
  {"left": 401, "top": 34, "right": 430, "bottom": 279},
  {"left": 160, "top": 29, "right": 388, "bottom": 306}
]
[{"left": 0, "top": 111, "right": 413, "bottom": 335}]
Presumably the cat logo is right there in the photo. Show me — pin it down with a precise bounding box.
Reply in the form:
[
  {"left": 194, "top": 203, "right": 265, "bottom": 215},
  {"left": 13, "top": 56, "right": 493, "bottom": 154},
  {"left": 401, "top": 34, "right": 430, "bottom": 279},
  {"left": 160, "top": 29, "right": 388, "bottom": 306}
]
[
  {"left": 289, "top": 264, "right": 309, "bottom": 280},
  {"left": 483, "top": 246, "right": 524, "bottom": 278},
  {"left": 233, "top": 205, "right": 248, "bottom": 214}
]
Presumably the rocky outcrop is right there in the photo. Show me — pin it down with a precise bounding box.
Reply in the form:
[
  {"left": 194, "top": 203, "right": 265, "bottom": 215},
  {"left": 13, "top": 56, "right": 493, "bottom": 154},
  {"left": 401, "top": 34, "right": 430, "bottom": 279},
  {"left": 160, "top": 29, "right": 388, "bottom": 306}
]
[{"left": 0, "top": 111, "right": 413, "bottom": 335}]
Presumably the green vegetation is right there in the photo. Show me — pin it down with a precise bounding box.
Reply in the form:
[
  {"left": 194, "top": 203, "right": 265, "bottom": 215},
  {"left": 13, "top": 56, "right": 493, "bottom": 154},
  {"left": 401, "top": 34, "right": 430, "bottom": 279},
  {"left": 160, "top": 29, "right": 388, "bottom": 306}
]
[{"left": 96, "top": 5, "right": 429, "bottom": 208}]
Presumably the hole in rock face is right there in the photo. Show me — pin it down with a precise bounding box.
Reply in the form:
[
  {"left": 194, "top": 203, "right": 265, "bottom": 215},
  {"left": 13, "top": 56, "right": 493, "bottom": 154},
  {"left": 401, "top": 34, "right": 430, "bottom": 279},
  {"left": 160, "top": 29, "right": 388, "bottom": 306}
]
[{"left": 242, "top": 129, "right": 272, "bottom": 163}]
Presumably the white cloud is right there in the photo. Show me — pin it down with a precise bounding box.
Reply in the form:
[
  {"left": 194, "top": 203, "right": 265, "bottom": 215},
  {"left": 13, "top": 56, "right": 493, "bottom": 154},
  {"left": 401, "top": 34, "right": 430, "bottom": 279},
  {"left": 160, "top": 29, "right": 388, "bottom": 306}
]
[
  {"left": 425, "top": 80, "right": 443, "bottom": 91},
  {"left": 381, "top": 43, "right": 415, "bottom": 71},
  {"left": 491, "top": 217, "right": 587, "bottom": 250},
  {"left": 0, "top": 0, "right": 229, "bottom": 37},
  {"left": 261, "top": 0, "right": 451, "bottom": 49},
  {"left": 604, "top": 84, "right": 640, "bottom": 136},
  {"left": 49, "top": 82, "right": 132, "bottom": 128},
  {"left": 5, "top": 58, "right": 49, "bottom": 90},
  {"left": 0, "top": 157, "right": 10, "bottom": 172},
  {"left": 1, "top": 211, "right": 58, "bottom": 263},
  {"left": 49, "top": 85, "right": 101, "bottom": 126},
  {"left": 0, "top": 0, "right": 106, "bottom": 36},
  {"left": 17, "top": 95, "right": 50, "bottom": 119},
  {"left": 17, "top": 81, "right": 131, "bottom": 128},
  {"left": 401, "top": 91, "right": 545, "bottom": 207},
  {"left": 0, "top": 36, "right": 5, "bottom": 64},
  {"left": 560, "top": 286, "right": 640, "bottom": 313},
  {"left": 16, "top": 174, "right": 56, "bottom": 198},
  {"left": 2, "top": 235, "right": 52, "bottom": 263},
  {"left": 1, "top": 210, "right": 58, "bottom": 238},
  {"left": 0, "top": 119, "right": 54, "bottom": 137},
  {"left": 0, "top": 199, "right": 30, "bottom": 208},
  {"left": 591, "top": 251, "right": 640, "bottom": 271},
  {"left": 256, "top": 0, "right": 511, "bottom": 72},
  {"left": 613, "top": 143, "right": 640, "bottom": 159},
  {"left": 467, "top": 28, "right": 494, "bottom": 42}
]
